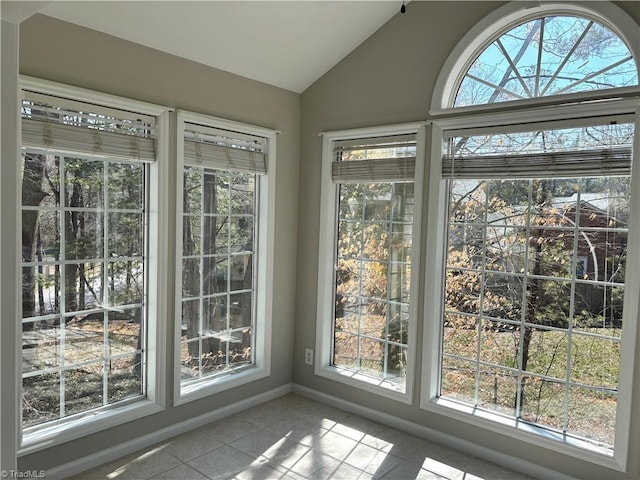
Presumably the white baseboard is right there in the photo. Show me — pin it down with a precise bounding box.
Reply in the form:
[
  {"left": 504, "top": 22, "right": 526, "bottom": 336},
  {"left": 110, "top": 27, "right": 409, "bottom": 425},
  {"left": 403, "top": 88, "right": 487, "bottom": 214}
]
[
  {"left": 47, "top": 383, "right": 293, "bottom": 480},
  {"left": 292, "top": 383, "right": 578, "bottom": 480}
]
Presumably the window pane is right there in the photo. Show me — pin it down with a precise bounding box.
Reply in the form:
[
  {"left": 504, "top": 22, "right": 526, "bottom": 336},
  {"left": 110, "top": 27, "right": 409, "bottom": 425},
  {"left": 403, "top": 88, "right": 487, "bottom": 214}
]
[
  {"left": 205, "top": 216, "right": 228, "bottom": 254},
  {"left": 183, "top": 168, "right": 202, "bottom": 215},
  {"left": 65, "top": 212, "right": 103, "bottom": 260},
  {"left": 485, "top": 226, "right": 528, "bottom": 273},
  {"left": 230, "top": 216, "right": 253, "bottom": 251},
  {"left": 182, "top": 258, "right": 200, "bottom": 298},
  {"left": 183, "top": 215, "right": 201, "bottom": 257},
  {"left": 179, "top": 165, "right": 257, "bottom": 385},
  {"left": 108, "top": 307, "right": 142, "bottom": 356},
  {"left": 230, "top": 292, "right": 252, "bottom": 329},
  {"left": 568, "top": 386, "right": 616, "bottom": 446},
  {"left": 21, "top": 153, "right": 59, "bottom": 207},
  {"left": 22, "top": 321, "right": 61, "bottom": 374},
  {"left": 478, "top": 366, "right": 517, "bottom": 416},
  {"left": 182, "top": 299, "right": 200, "bottom": 341},
  {"left": 108, "top": 260, "right": 143, "bottom": 305},
  {"left": 521, "top": 327, "right": 568, "bottom": 380},
  {"left": 443, "top": 313, "right": 478, "bottom": 360},
  {"left": 479, "top": 320, "right": 518, "bottom": 369},
  {"left": 333, "top": 332, "right": 358, "bottom": 371},
  {"left": 332, "top": 180, "right": 413, "bottom": 388},
  {"left": 484, "top": 273, "right": 524, "bottom": 321},
  {"left": 64, "top": 158, "right": 103, "bottom": 208},
  {"left": 574, "top": 284, "right": 624, "bottom": 331},
  {"left": 181, "top": 339, "right": 200, "bottom": 381},
  {"left": 230, "top": 254, "right": 251, "bottom": 290},
  {"left": 486, "top": 180, "right": 530, "bottom": 226},
  {"left": 440, "top": 169, "right": 630, "bottom": 450},
  {"left": 359, "top": 337, "right": 385, "bottom": 378},
  {"left": 108, "top": 352, "right": 143, "bottom": 403},
  {"left": 570, "top": 334, "right": 619, "bottom": 390},
  {"left": 449, "top": 180, "right": 487, "bottom": 224},
  {"left": 203, "top": 295, "right": 226, "bottom": 333},
  {"left": 108, "top": 163, "right": 144, "bottom": 210},
  {"left": 64, "top": 365, "right": 103, "bottom": 416},
  {"left": 64, "top": 314, "right": 105, "bottom": 364},
  {"left": 23, "top": 372, "right": 60, "bottom": 428},
  {"left": 520, "top": 377, "right": 565, "bottom": 432},
  {"left": 21, "top": 151, "right": 148, "bottom": 431},
  {"left": 441, "top": 356, "right": 476, "bottom": 402},
  {"left": 22, "top": 209, "right": 60, "bottom": 262},
  {"left": 230, "top": 174, "right": 254, "bottom": 214},
  {"left": 108, "top": 213, "right": 144, "bottom": 257},
  {"left": 203, "top": 256, "right": 225, "bottom": 296},
  {"left": 65, "top": 262, "right": 104, "bottom": 311},
  {"left": 335, "top": 309, "right": 358, "bottom": 334},
  {"left": 22, "top": 266, "right": 60, "bottom": 318}
]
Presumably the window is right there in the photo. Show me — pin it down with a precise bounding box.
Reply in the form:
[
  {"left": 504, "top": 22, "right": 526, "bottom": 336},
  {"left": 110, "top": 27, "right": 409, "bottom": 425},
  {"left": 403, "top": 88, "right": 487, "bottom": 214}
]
[
  {"left": 316, "top": 124, "right": 425, "bottom": 402},
  {"left": 175, "top": 111, "right": 276, "bottom": 403},
  {"left": 440, "top": 119, "right": 632, "bottom": 451},
  {"left": 455, "top": 15, "right": 636, "bottom": 106},
  {"left": 423, "top": 2, "right": 639, "bottom": 470},
  {"left": 19, "top": 81, "right": 167, "bottom": 448}
]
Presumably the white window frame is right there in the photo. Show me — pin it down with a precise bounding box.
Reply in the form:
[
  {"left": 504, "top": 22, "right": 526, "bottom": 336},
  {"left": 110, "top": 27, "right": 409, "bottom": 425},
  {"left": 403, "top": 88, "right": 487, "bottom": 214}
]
[
  {"left": 421, "top": 99, "right": 640, "bottom": 471},
  {"left": 316, "top": 123, "right": 426, "bottom": 404},
  {"left": 174, "top": 110, "right": 276, "bottom": 405},
  {"left": 17, "top": 76, "right": 170, "bottom": 455}
]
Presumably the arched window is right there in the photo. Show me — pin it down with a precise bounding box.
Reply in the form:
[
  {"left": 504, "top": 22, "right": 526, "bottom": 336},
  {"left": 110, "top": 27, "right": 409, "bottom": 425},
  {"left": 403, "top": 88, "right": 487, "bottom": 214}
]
[
  {"left": 432, "top": 2, "right": 639, "bottom": 112},
  {"left": 423, "top": 2, "right": 640, "bottom": 471},
  {"left": 455, "top": 15, "right": 637, "bottom": 106}
]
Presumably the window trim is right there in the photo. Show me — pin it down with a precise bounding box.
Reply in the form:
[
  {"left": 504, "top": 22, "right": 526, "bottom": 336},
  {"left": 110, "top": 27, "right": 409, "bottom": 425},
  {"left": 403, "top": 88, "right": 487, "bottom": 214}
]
[
  {"left": 173, "top": 110, "right": 276, "bottom": 406},
  {"left": 420, "top": 100, "right": 640, "bottom": 471},
  {"left": 17, "top": 76, "right": 170, "bottom": 455},
  {"left": 430, "top": 1, "right": 640, "bottom": 116},
  {"left": 315, "top": 122, "right": 426, "bottom": 404}
]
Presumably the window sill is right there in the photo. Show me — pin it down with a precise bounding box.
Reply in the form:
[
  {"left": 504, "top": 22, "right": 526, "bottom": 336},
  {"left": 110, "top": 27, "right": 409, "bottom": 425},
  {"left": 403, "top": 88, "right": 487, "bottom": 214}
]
[
  {"left": 19, "top": 398, "right": 163, "bottom": 456},
  {"left": 176, "top": 365, "right": 269, "bottom": 406},
  {"left": 421, "top": 396, "right": 625, "bottom": 471},
  {"left": 315, "top": 365, "right": 410, "bottom": 404}
]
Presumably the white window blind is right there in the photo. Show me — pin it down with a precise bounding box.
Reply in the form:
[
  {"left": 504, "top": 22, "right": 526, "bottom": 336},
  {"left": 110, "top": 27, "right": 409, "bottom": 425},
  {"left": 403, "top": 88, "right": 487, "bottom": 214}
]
[
  {"left": 442, "top": 146, "right": 633, "bottom": 179},
  {"left": 183, "top": 121, "right": 267, "bottom": 174},
  {"left": 332, "top": 134, "right": 416, "bottom": 183},
  {"left": 21, "top": 91, "right": 156, "bottom": 162}
]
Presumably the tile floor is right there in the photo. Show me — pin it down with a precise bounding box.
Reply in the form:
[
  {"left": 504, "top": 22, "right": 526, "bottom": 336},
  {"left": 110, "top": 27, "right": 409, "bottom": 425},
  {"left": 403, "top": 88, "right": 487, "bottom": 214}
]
[{"left": 71, "top": 394, "right": 534, "bottom": 480}]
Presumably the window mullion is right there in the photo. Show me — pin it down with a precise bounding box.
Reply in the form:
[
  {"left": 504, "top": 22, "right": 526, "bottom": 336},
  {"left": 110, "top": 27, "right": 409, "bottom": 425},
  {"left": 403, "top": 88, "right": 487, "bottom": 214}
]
[
  {"left": 533, "top": 18, "right": 545, "bottom": 98},
  {"left": 496, "top": 38, "right": 532, "bottom": 99},
  {"left": 59, "top": 156, "right": 67, "bottom": 419},
  {"left": 563, "top": 186, "right": 582, "bottom": 434},
  {"left": 198, "top": 169, "right": 204, "bottom": 379},
  {"left": 226, "top": 176, "right": 232, "bottom": 372},
  {"left": 383, "top": 184, "right": 394, "bottom": 381},
  {"left": 251, "top": 175, "right": 259, "bottom": 366},
  {"left": 515, "top": 180, "right": 534, "bottom": 420},
  {"left": 474, "top": 181, "right": 491, "bottom": 407},
  {"left": 102, "top": 161, "right": 110, "bottom": 407},
  {"left": 357, "top": 187, "right": 366, "bottom": 373}
]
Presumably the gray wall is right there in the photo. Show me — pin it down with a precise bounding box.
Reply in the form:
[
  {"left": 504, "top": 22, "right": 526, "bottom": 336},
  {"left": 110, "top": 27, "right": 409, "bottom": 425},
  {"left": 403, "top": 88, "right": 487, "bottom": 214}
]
[
  {"left": 17, "top": 14, "right": 299, "bottom": 471},
  {"left": 295, "top": 2, "right": 640, "bottom": 479}
]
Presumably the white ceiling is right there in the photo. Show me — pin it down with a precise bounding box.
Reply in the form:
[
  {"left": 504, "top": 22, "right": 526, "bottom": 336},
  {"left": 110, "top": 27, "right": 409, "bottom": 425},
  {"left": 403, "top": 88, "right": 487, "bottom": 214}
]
[{"left": 29, "top": 1, "right": 403, "bottom": 93}]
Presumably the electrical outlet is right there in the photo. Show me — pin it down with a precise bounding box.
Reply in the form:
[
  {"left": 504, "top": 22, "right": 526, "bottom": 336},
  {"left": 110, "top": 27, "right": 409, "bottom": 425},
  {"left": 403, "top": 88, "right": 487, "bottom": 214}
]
[{"left": 304, "top": 348, "right": 313, "bottom": 365}]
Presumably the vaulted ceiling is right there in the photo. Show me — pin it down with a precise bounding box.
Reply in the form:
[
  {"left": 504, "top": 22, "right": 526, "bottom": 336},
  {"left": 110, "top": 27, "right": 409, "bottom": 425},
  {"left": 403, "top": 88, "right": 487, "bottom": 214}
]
[{"left": 10, "top": 1, "right": 404, "bottom": 93}]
